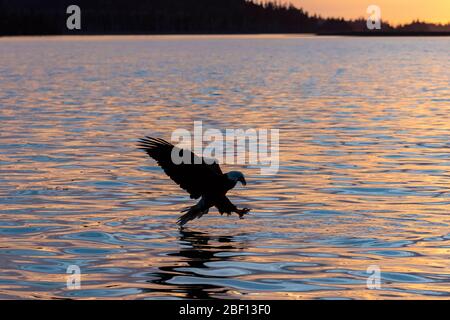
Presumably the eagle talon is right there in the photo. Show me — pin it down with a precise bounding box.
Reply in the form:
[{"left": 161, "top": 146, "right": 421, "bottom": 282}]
[{"left": 236, "top": 207, "right": 251, "bottom": 218}]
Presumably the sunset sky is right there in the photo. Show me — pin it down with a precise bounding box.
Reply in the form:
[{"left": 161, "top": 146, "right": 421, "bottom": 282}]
[{"left": 286, "top": 0, "right": 450, "bottom": 25}]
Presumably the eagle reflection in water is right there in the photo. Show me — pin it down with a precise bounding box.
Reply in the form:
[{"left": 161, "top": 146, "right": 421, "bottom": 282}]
[{"left": 146, "top": 230, "right": 247, "bottom": 299}]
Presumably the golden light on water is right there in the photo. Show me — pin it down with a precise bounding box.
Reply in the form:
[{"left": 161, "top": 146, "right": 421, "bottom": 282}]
[{"left": 0, "top": 36, "right": 449, "bottom": 299}]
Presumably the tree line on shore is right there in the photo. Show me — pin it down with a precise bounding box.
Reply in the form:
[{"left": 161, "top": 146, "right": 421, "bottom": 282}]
[{"left": 0, "top": 0, "right": 449, "bottom": 35}]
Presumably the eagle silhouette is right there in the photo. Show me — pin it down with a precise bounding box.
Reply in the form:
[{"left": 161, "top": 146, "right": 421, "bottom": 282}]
[{"left": 138, "top": 137, "right": 250, "bottom": 226}]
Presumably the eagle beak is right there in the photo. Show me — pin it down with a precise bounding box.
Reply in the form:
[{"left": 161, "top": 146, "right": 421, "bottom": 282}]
[{"left": 240, "top": 177, "right": 247, "bottom": 186}]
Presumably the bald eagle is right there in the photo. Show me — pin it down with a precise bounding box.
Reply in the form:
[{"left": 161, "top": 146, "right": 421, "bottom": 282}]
[{"left": 138, "top": 137, "right": 250, "bottom": 226}]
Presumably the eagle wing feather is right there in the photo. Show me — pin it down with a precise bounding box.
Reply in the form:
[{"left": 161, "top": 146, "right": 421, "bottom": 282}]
[{"left": 138, "top": 137, "right": 223, "bottom": 199}]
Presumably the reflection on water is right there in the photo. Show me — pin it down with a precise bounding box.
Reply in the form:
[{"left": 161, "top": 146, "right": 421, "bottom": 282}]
[
  {"left": 0, "top": 35, "right": 449, "bottom": 299},
  {"left": 147, "top": 230, "right": 247, "bottom": 299}
]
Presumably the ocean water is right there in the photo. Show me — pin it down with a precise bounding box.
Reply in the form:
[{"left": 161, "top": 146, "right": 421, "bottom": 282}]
[{"left": 0, "top": 35, "right": 449, "bottom": 299}]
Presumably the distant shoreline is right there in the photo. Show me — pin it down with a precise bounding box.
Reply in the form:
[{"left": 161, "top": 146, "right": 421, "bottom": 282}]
[
  {"left": 1, "top": 32, "right": 450, "bottom": 39},
  {"left": 317, "top": 31, "right": 450, "bottom": 37},
  {"left": 2, "top": 0, "right": 449, "bottom": 39}
]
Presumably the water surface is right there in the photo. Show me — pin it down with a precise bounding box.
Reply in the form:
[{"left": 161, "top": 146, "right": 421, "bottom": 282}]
[{"left": 0, "top": 35, "right": 449, "bottom": 299}]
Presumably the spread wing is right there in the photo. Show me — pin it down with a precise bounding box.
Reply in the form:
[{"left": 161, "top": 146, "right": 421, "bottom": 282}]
[{"left": 138, "top": 137, "right": 223, "bottom": 199}]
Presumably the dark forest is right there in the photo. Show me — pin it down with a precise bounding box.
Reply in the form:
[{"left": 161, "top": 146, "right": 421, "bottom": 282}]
[{"left": 0, "top": 0, "right": 449, "bottom": 36}]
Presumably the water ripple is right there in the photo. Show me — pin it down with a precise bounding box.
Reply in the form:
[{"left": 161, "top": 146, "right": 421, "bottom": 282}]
[{"left": 0, "top": 35, "right": 449, "bottom": 299}]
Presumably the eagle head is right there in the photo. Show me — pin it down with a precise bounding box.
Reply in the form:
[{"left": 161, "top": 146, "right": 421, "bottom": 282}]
[{"left": 226, "top": 171, "right": 247, "bottom": 186}]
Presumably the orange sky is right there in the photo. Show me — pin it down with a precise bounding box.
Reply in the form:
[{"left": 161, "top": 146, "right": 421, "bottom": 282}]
[{"left": 287, "top": 0, "right": 450, "bottom": 25}]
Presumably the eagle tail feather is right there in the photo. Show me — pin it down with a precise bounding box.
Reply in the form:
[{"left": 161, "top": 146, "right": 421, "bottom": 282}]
[{"left": 177, "top": 204, "right": 209, "bottom": 226}]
